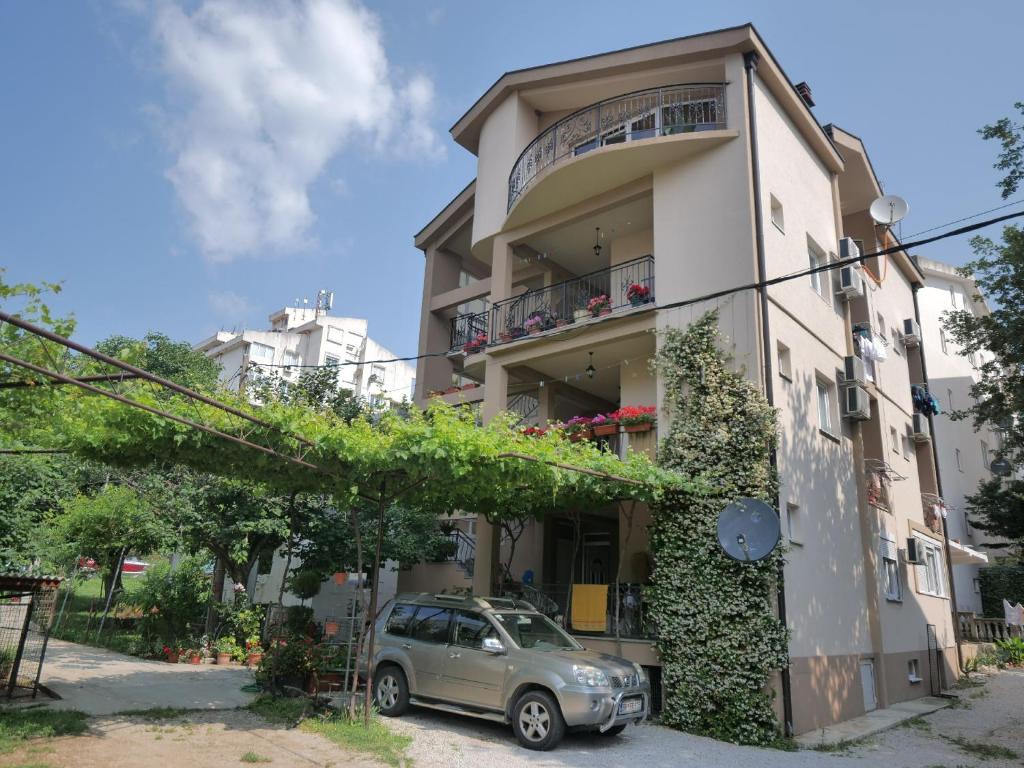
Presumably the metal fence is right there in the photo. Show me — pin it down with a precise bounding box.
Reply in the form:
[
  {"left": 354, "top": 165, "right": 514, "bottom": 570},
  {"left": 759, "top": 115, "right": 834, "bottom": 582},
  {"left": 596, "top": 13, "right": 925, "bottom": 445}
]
[
  {"left": 2, "top": 587, "right": 59, "bottom": 700},
  {"left": 450, "top": 311, "right": 489, "bottom": 352},
  {"left": 508, "top": 83, "right": 727, "bottom": 210}
]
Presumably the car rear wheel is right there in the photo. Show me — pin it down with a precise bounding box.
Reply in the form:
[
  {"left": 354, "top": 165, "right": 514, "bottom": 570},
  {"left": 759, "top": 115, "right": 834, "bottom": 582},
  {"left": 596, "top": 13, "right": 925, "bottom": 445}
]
[
  {"left": 512, "top": 690, "right": 565, "bottom": 751},
  {"left": 374, "top": 666, "right": 409, "bottom": 716},
  {"left": 601, "top": 724, "right": 627, "bottom": 737}
]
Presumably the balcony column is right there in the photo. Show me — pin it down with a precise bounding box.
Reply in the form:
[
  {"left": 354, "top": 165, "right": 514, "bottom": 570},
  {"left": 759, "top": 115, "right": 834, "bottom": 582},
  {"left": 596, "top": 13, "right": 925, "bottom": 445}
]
[
  {"left": 474, "top": 358, "right": 508, "bottom": 596},
  {"left": 416, "top": 246, "right": 460, "bottom": 404}
]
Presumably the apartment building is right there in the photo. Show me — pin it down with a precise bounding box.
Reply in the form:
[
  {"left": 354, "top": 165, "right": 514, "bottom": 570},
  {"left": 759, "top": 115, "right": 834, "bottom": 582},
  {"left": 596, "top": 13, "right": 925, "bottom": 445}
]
[
  {"left": 407, "top": 24, "right": 977, "bottom": 735},
  {"left": 915, "top": 257, "right": 997, "bottom": 616},
  {"left": 195, "top": 296, "right": 416, "bottom": 407}
]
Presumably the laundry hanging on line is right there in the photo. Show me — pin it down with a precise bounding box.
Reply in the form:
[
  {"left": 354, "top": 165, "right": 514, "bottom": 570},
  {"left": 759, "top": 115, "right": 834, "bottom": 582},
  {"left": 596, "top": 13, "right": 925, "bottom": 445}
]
[{"left": 911, "top": 384, "right": 942, "bottom": 416}]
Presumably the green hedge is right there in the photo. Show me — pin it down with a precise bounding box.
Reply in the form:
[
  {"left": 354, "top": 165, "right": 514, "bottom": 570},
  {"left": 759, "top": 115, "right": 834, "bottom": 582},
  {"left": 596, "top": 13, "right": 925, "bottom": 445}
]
[{"left": 980, "top": 564, "right": 1024, "bottom": 617}]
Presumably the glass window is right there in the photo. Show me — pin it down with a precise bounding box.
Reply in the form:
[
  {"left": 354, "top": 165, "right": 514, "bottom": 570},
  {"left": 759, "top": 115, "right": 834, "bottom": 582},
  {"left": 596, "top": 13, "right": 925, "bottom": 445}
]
[
  {"left": 324, "top": 354, "right": 340, "bottom": 367},
  {"left": 770, "top": 195, "right": 784, "bottom": 232},
  {"left": 493, "top": 613, "right": 581, "bottom": 651},
  {"left": 384, "top": 603, "right": 417, "bottom": 637},
  {"left": 890, "top": 427, "right": 900, "bottom": 454},
  {"left": 915, "top": 536, "right": 947, "bottom": 597},
  {"left": 955, "top": 448, "right": 963, "bottom": 472},
  {"left": 883, "top": 557, "right": 902, "bottom": 601},
  {"left": 250, "top": 342, "right": 274, "bottom": 363},
  {"left": 940, "top": 328, "right": 949, "bottom": 355},
  {"left": 816, "top": 379, "right": 832, "bottom": 433},
  {"left": 809, "top": 248, "right": 823, "bottom": 295},
  {"left": 785, "top": 502, "right": 801, "bottom": 545},
  {"left": 283, "top": 351, "right": 300, "bottom": 368},
  {"left": 777, "top": 342, "right": 792, "bottom": 381},
  {"left": 452, "top": 611, "right": 497, "bottom": 649},
  {"left": 409, "top": 606, "right": 452, "bottom": 644},
  {"left": 981, "top": 440, "right": 989, "bottom": 470}
]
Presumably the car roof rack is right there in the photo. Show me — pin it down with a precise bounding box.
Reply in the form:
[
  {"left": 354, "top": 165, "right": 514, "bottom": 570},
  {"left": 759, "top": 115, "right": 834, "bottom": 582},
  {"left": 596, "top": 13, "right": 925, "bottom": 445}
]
[{"left": 392, "top": 592, "right": 538, "bottom": 612}]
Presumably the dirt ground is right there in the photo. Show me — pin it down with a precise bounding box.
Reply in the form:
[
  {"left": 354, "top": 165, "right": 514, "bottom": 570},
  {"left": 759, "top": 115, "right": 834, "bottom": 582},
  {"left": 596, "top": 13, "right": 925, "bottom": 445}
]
[{"left": 0, "top": 708, "right": 382, "bottom": 768}]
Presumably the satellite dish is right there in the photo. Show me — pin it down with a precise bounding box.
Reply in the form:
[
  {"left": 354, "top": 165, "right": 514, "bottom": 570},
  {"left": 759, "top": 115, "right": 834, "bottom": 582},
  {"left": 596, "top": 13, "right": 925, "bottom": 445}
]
[
  {"left": 716, "top": 498, "right": 781, "bottom": 563},
  {"left": 991, "top": 457, "right": 1012, "bottom": 477},
  {"left": 869, "top": 195, "right": 909, "bottom": 226}
]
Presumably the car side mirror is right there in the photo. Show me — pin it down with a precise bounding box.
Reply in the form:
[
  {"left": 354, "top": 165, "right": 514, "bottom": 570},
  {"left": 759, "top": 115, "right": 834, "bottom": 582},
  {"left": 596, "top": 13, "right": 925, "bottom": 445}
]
[{"left": 482, "top": 637, "right": 506, "bottom": 655}]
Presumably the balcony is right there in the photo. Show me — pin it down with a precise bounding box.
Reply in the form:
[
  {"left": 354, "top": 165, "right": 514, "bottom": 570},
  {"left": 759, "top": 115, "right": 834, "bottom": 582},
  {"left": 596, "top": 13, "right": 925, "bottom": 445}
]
[
  {"left": 508, "top": 83, "right": 727, "bottom": 212},
  {"left": 489, "top": 255, "right": 655, "bottom": 345},
  {"left": 450, "top": 311, "right": 488, "bottom": 353}
]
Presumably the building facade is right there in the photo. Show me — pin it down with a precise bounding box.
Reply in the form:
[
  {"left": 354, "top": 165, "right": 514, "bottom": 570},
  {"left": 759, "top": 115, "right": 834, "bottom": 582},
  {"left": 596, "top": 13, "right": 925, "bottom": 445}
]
[
  {"left": 195, "top": 301, "right": 416, "bottom": 407},
  {"left": 406, "top": 24, "right": 983, "bottom": 735}
]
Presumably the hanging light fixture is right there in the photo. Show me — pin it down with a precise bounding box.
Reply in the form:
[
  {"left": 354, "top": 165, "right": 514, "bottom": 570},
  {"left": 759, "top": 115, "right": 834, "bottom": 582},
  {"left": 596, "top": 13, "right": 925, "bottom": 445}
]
[
  {"left": 593, "top": 227, "right": 602, "bottom": 258},
  {"left": 586, "top": 351, "right": 596, "bottom": 379}
]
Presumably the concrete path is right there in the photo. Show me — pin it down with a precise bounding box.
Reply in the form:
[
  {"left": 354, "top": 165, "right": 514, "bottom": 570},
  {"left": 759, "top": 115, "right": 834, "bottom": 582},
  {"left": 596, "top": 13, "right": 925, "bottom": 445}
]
[
  {"left": 795, "top": 695, "right": 949, "bottom": 747},
  {"left": 39, "top": 639, "right": 257, "bottom": 715}
]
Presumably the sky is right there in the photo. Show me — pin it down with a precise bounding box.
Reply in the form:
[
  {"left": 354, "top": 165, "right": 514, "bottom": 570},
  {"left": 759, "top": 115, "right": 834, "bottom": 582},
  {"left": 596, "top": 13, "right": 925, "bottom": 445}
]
[{"left": 2, "top": 0, "right": 1023, "bottom": 360}]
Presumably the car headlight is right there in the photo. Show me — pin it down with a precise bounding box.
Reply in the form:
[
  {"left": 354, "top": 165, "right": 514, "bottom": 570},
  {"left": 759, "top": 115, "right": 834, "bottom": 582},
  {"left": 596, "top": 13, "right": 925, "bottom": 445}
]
[
  {"left": 573, "top": 665, "right": 609, "bottom": 687},
  {"left": 633, "top": 662, "right": 648, "bottom": 683}
]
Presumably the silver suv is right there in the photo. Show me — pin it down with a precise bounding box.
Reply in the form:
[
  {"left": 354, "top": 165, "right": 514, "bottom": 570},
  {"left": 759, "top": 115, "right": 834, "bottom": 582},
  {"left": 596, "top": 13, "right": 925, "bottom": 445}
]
[{"left": 366, "top": 593, "right": 650, "bottom": 750}]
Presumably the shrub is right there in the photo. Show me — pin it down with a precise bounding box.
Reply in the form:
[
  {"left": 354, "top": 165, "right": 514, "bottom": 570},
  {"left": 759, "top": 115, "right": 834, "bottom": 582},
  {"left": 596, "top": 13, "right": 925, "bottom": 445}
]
[
  {"left": 135, "top": 556, "right": 211, "bottom": 648},
  {"left": 979, "top": 565, "right": 1024, "bottom": 617},
  {"left": 995, "top": 636, "right": 1024, "bottom": 666}
]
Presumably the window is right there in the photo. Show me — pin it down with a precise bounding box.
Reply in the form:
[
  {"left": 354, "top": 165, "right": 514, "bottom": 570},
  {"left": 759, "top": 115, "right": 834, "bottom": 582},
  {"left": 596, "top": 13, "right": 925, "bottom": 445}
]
[
  {"left": 967, "top": 350, "right": 977, "bottom": 367},
  {"left": 770, "top": 195, "right": 784, "bottom": 232},
  {"left": 890, "top": 426, "right": 900, "bottom": 455},
  {"left": 939, "top": 328, "right": 948, "bottom": 355},
  {"left": 249, "top": 342, "right": 274, "bottom": 363},
  {"left": 892, "top": 322, "right": 903, "bottom": 356},
  {"left": 915, "top": 535, "right": 947, "bottom": 597},
  {"left": 973, "top": 578, "right": 982, "bottom": 594},
  {"left": 955, "top": 448, "right": 963, "bottom": 472},
  {"left": 327, "top": 326, "right": 346, "bottom": 344},
  {"left": 324, "top": 354, "right": 340, "bottom": 367},
  {"left": 808, "top": 247, "right": 824, "bottom": 296},
  {"left": 777, "top": 342, "right": 792, "bottom": 381},
  {"left": 283, "top": 351, "right": 300, "bottom": 368},
  {"left": 384, "top": 603, "right": 417, "bottom": 637},
  {"left": 981, "top": 441, "right": 990, "bottom": 471},
  {"left": 949, "top": 285, "right": 958, "bottom": 307},
  {"left": 452, "top": 610, "right": 498, "bottom": 650},
  {"left": 876, "top": 314, "right": 887, "bottom": 348},
  {"left": 816, "top": 377, "right": 834, "bottom": 435},
  {"left": 492, "top": 613, "right": 579, "bottom": 650},
  {"left": 880, "top": 535, "right": 901, "bottom": 601},
  {"left": 371, "top": 364, "right": 386, "bottom": 386},
  {"left": 409, "top": 606, "right": 453, "bottom": 644},
  {"left": 785, "top": 502, "right": 801, "bottom": 546},
  {"left": 947, "top": 388, "right": 954, "bottom": 411},
  {"left": 908, "top": 659, "right": 921, "bottom": 683}
]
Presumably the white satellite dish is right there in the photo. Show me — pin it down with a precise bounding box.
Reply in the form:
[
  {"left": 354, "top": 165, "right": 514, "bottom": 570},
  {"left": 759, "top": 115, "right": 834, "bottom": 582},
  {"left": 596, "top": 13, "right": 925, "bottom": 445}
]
[
  {"left": 869, "top": 195, "right": 909, "bottom": 226},
  {"left": 716, "top": 498, "right": 781, "bottom": 563}
]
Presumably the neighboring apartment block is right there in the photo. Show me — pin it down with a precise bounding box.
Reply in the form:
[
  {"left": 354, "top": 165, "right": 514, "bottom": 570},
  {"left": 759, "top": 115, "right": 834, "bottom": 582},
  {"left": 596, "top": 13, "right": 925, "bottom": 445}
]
[
  {"left": 407, "top": 24, "right": 988, "bottom": 735},
  {"left": 195, "top": 297, "right": 416, "bottom": 408},
  {"left": 915, "top": 257, "right": 998, "bottom": 616}
]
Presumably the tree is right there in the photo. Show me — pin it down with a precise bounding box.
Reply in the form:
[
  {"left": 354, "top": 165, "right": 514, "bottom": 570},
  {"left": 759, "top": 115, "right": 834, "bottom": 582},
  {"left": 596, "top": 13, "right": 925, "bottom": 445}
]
[
  {"left": 0, "top": 453, "right": 81, "bottom": 571},
  {"left": 51, "top": 485, "right": 170, "bottom": 597},
  {"left": 95, "top": 332, "right": 221, "bottom": 393},
  {"left": 943, "top": 105, "right": 1024, "bottom": 548},
  {"left": 965, "top": 478, "right": 1024, "bottom": 554}
]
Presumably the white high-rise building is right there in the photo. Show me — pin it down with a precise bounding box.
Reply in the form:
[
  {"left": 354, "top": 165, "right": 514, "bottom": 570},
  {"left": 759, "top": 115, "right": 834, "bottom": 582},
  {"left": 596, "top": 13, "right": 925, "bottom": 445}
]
[{"left": 195, "top": 295, "right": 416, "bottom": 408}]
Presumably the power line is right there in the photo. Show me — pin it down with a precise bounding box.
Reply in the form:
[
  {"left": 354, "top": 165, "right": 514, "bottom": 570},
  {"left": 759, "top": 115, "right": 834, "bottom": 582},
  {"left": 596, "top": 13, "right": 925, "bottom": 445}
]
[{"left": 902, "top": 198, "right": 1024, "bottom": 239}]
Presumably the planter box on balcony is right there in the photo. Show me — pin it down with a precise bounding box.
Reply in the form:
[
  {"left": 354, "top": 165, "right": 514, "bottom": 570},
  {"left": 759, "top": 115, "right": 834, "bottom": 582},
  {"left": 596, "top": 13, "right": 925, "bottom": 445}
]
[
  {"left": 461, "top": 383, "right": 479, "bottom": 391},
  {"left": 444, "top": 386, "right": 460, "bottom": 395},
  {"left": 624, "top": 423, "right": 653, "bottom": 433},
  {"left": 595, "top": 307, "right": 612, "bottom": 317},
  {"left": 573, "top": 310, "right": 591, "bottom": 322},
  {"left": 499, "top": 332, "right": 513, "bottom": 343},
  {"left": 556, "top": 318, "right": 571, "bottom": 327},
  {"left": 527, "top": 327, "right": 542, "bottom": 335},
  {"left": 593, "top": 423, "right": 619, "bottom": 437}
]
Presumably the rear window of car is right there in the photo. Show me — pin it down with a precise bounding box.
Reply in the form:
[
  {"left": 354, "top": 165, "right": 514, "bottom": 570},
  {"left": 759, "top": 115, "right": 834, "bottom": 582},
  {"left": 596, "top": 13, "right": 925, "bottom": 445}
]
[
  {"left": 384, "top": 603, "right": 417, "bottom": 636},
  {"left": 452, "top": 610, "right": 497, "bottom": 649},
  {"left": 409, "top": 606, "right": 452, "bottom": 644}
]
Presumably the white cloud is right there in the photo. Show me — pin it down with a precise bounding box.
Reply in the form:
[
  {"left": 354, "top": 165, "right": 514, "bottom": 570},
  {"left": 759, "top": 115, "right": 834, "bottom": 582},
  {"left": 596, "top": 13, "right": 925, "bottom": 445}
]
[
  {"left": 207, "top": 289, "right": 252, "bottom": 327},
  {"left": 152, "top": 0, "right": 443, "bottom": 262}
]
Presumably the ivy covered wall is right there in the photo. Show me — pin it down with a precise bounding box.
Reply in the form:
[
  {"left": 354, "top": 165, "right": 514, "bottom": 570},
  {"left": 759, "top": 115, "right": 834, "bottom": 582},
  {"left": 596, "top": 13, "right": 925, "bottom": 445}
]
[{"left": 649, "top": 311, "right": 788, "bottom": 745}]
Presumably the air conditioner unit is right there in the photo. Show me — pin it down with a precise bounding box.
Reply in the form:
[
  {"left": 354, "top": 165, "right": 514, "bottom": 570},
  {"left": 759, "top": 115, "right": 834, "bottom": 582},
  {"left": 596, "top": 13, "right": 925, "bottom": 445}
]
[
  {"left": 912, "top": 413, "right": 931, "bottom": 442},
  {"left": 839, "top": 237, "right": 861, "bottom": 261},
  {"left": 838, "top": 265, "right": 865, "bottom": 300},
  {"left": 842, "top": 355, "right": 866, "bottom": 387},
  {"left": 905, "top": 537, "right": 923, "bottom": 564},
  {"left": 843, "top": 385, "right": 871, "bottom": 420},
  {"left": 902, "top": 318, "right": 921, "bottom": 348}
]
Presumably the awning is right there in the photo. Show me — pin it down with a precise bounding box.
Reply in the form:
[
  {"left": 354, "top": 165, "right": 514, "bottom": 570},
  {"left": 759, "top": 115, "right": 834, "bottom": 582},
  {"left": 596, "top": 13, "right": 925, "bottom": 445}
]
[{"left": 947, "top": 540, "right": 989, "bottom": 566}]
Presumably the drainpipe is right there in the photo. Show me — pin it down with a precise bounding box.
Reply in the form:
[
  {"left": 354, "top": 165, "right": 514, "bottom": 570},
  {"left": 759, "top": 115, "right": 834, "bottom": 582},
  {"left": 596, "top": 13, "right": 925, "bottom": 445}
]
[
  {"left": 912, "top": 282, "right": 964, "bottom": 675},
  {"left": 744, "top": 50, "right": 794, "bottom": 736}
]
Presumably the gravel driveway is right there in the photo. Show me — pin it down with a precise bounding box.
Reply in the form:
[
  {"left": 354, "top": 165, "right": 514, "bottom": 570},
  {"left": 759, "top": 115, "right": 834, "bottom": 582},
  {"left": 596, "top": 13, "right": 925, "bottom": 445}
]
[{"left": 388, "top": 670, "right": 1024, "bottom": 768}]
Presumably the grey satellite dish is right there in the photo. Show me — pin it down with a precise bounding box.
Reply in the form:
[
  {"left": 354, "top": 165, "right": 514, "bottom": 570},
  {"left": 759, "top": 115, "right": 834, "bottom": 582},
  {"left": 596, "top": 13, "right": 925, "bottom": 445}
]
[
  {"left": 991, "top": 457, "right": 1012, "bottom": 477},
  {"left": 716, "top": 498, "right": 781, "bottom": 562},
  {"left": 869, "top": 195, "right": 909, "bottom": 226}
]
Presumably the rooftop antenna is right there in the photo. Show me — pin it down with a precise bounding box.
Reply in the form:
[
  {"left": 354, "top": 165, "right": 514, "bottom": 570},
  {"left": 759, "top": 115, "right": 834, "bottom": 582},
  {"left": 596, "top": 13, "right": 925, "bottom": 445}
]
[{"left": 716, "top": 498, "right": 781, "bottom": 562}]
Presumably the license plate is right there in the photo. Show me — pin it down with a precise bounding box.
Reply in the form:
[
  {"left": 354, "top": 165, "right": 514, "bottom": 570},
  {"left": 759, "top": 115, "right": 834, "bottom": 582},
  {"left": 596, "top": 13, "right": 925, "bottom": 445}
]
[{"left": 618, "top": 697, "right": 643, "bottom": 715}]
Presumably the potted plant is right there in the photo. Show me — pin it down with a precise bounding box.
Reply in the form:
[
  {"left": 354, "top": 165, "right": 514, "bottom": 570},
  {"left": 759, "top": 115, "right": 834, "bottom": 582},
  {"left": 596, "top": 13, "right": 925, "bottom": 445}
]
[
  {"left": 245, "top": 636, "right": 264, "bottom": 667},
  {"left": 521, "top": 425, "right": 546, "bottom": 437},
  {"left": 461, "top": 382, "right": 479, "bottom": 391},
  {"left": 587, "top": 294, "right": 612, "bottom": 317},
  {"left": 525, "top": 314, "right": 545, "bottom": 335},
  {"left": 590, "top": 413, "right": 619, "bottom": 437},
  {"left": 463, "top": 332, "right": 488, "bottom": 354},
  {"left": 555, "top": 315, "right": 571, "bottom": 327},
  {"left": 625, "top": 283, "right": 651, "bottom": 306},
  {"left": 611, "top": 405, "right": 656, "bottom": 432},
  {"left": 214, "top": 635, "right": 239, "bottom": 665},
  {"left": 509, "top": 326, "right": 526, "bottom": 339},
  {"left": 499, "top": 330, "right": 514, "bottom": 343},
  {"left": 162, "top": 644, "right": 181, "bottom": 664},
  {"left": 444, "top": 385, "right": 460, "bottom": 395},
  {"left": 573, "top": 292, "right": 591, "bottom": 322},
  {"left": 561, "top": 415, "right": 593, "bottom": 442}
]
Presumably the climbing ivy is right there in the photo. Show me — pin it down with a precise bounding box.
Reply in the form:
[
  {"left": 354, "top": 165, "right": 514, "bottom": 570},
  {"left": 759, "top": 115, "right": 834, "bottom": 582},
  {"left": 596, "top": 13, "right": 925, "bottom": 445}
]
[{"left": 648, "top": 311, "right": 788, "bottom": 745}]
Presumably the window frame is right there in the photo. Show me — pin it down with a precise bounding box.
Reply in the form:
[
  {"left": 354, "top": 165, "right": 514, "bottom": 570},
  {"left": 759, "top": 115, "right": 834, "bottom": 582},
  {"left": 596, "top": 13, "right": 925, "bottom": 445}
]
[
  {"left": 770, "top": 195, "right": 785, "bottom": 233},
  {"left": 408, "top": 605, "right": 454, "bottom": 645},
  {"left": 452, "top": 610, "right": 499, "bottom": 650},
  {"left": 777, "top": 342, "right": 792, "bottom": 382},
  {"left": 914, "top": 534, "right": 948, "bottom": 598},
  {"left": 816, "top": 376, "right": 836, "bottom": 437}
]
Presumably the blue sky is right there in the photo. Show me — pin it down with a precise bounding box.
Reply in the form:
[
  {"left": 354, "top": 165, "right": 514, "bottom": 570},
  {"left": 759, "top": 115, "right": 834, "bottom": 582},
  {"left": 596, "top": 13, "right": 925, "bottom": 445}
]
[{"left": 2, "top": 1, "right": 1022, "bottom": 359}]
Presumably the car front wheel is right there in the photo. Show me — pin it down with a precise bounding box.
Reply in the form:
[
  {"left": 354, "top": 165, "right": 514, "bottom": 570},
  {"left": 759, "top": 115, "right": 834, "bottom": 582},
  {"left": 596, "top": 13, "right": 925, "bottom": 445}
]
[
  {"left": 512, "top": 690, "right": 565, "bottom": 751},
  {"left": 374, "top": 666, "right": 409, "bottom": 716}
]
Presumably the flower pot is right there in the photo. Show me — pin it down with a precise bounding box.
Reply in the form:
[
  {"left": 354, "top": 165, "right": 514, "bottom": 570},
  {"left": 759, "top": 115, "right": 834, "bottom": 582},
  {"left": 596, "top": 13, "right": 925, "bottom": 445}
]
[
  {"left": 246, "top": 653, "right": 263, "bottom": 668},
  {"left": 598, "top": 307, "right": 613, "bottom": 317},
  {"left": 444, "top": 386, "right": 460, "bottom": 395},
  {"left": 630, "top": 296, "right": 650, "bottom": 307},
  {"left": 555, "top": 318, "right": 570, "bottom": 327},
  {"left": 579, "top": 428, "right": 594, "bottom": 440},
  {"left": 527, "top": 327, "right": 542, "bottom": 335},
  {"left": 624, "top": 422, "right": 653, "bottom": 433},
  {"left": 189, "top": 654, "right": 202, "bottom": 665},
  {"left": 165, "top": 652, "right": 180, "bottom": 664},
  {"left": 461, "top": 382, "right": 479, "bottom": 390},
  {"left": 574, "top": 310, "right": 590, "bottom": 322},
  {"left": 593, "top": 423, "right": 619, "bottom": 437},
  {"left": 499, "top": 332, "right": 513, "bottom": 343},
  {"left": 216, "top": 652, "right": 231, "bottom": 665},
  {"left": 568, "top": 432, "right": 583, "bottom": 442}
]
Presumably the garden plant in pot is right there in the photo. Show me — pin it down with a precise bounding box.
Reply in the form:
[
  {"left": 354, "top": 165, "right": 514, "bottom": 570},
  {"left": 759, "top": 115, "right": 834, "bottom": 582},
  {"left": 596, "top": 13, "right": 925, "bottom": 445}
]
[
  {"left": 612, "top": 405, "right": 656, "bottom": 432},
  {"left": 525, "top": 313, "right": 545, "bottom": 335},
  {"left": 588, "top": 294, "right": 612, "bottom": 317},
  {"left": 626, "top": 282, "right": 652, "bottom": 306},
  {"left": 590, "top": 412, "right": 618, "bottom": 437},
  {"left": 214, "top": 635, "right": 239, "bottom": 665},
  {"left": 573, "top": 292, "right": 591, "bottom": 322},
  {"left": 463, "top": 331, "right": 487, "bottom": 354},
  {"left": 560, "top": 415, "right": 593, "bottom": 441},
  {"left": 162, "top": 644, "right": 181, "bottom": 663},
  {"left": 245, "top": 636, "right": 264, "bottom": 667}
]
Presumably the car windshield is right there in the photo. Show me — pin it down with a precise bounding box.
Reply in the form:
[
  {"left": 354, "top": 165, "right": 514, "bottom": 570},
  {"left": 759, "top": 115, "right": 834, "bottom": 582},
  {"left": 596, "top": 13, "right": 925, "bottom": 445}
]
[{"left": 493, "top": 613, "right": 582, "bottom": 651}]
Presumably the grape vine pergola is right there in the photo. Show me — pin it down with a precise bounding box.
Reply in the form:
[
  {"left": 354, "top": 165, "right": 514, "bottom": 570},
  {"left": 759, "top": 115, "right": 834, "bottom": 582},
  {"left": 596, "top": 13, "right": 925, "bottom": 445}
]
[{"left": 0, "top": 310, "right": 683, "bottom": 722}]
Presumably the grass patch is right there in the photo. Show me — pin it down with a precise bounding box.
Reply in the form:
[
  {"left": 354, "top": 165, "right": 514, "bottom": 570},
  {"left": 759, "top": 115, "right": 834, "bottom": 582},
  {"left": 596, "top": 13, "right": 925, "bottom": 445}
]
[
  {"left": 943, "top": 734, "right": 1019, "bottom": 760},
  {"left": 0, "top": 708, "right": 89, "bottom": 755},
  {"left": 810, "top": 738, "right": 860, "bottom": 753},
  {"left": 951, "top": 675, "right": 985, "bottom": 689},
  {"left": 114, "top": 707, "right": 198, "bottom": 720},
  {"left": 5, "top": 762, "right": 54, "bottom": 768},
  {"left": 765, "top": 736, "right": 799, "bottom": 751},
  {"left": 240, "top": 752, "right": 272, "bottom": 763},
  {"left": 899, "top": 716, "right": 932, "bottom": 732},
  {"left": 967, "top": 688, "right": 990, "bottom": 700},
  {"left": 300, "top": 713, "right": 411, "bottom": 768},
  {"left": 49, "top": 571, "right": 154, "bottom": 657},
  {"left": 246, "top": 696, "right": 309, "bottom": 726}
]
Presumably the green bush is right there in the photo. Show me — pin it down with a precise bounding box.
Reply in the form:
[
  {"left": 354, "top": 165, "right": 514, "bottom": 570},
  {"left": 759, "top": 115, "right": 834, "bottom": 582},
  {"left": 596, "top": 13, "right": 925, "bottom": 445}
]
[
  {"left": 135, "top": 556, "right": 211, "bottom": 647},
  {"left": 215, "top": 593, "right": 265, "bottom": 648},
  {"left": 995, "top": 637, "right": 1024, "bottom": 666},
  {"left": 979, "top": 565, "right": 1024, "bottom": 618}
]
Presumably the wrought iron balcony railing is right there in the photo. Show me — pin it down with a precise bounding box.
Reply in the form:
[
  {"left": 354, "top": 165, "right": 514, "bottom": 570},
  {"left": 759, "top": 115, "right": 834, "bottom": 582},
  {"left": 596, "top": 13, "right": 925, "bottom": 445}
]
[
  {"left": 490, "top": 255, "right": 654, "bottom": 344},
  {"left": 508, "top": 83, "right": 726, "bottom": 211},
  {"left": 450, "top": 311, "right": 489, "bottom": 353}
]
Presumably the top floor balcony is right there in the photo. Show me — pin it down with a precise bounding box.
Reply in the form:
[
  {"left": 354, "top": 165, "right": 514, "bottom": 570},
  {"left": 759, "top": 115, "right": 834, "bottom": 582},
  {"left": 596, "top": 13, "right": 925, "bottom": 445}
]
[{"left": 507, "top": 83, "right": 727, "bottom": 212}]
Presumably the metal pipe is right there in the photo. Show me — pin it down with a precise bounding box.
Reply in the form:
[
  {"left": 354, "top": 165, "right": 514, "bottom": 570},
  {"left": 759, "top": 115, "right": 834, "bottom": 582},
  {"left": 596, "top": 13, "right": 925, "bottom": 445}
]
[
  {"left": 912, "top": 283, "right": 964, "bottom": 674},
  {"left": 744, "top": 50, "right": 794, "bottom": 737},
  {"left": 0, "top": 373, "right": 140, "bottom": 389},
  {"left": 95, "top": 546, "right": 126, "bottom": 643}
]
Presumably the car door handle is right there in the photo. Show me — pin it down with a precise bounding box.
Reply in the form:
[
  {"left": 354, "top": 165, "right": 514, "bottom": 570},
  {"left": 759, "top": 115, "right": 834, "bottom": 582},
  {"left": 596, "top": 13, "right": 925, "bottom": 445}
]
[{"left": 449, "top": 651, "right": 461, "bottom": 659}]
